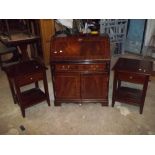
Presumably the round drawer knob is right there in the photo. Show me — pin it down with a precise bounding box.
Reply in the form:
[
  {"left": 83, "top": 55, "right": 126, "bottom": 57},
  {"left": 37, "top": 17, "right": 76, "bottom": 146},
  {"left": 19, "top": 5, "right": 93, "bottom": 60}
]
[
  {"left": 54, "top": 51, "right": 57, "bottom": 54},
  {"left": 30, "top": 77, "right": 33, "bottom": 80},
  {"left": 129, "top": 76, "right": 133, "bottom": 79},
  {"left": 60, "top": 50, "right": 63, "bottom": 53}
]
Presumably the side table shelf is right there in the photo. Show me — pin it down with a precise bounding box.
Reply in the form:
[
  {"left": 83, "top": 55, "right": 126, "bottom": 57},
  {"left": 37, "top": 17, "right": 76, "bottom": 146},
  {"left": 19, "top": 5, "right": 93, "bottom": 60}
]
[
  {"left": 20, "top": 88, "right": 48, "bottom": 108},
  {"left": 115, "top": 87, "right": 142, "bottom": 105}
]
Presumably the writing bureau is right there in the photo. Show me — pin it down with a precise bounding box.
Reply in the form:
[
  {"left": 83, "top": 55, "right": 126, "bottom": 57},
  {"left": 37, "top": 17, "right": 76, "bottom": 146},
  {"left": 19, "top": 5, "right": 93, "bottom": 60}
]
[{"left": 50, "top": 34, "right": 111, "bottom": 106}]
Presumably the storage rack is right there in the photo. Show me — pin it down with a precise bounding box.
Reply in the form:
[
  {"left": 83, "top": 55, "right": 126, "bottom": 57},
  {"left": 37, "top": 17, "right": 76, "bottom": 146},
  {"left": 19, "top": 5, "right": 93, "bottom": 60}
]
[{"left": 100, "top": 19, "right": 128, "bottom": 54}]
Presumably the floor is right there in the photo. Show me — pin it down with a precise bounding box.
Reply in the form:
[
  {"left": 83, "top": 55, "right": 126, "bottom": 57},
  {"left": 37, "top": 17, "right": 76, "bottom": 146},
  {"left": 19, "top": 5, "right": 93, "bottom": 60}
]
[{"left": 0, "top": 54, "right": 155, "bottom": 135}]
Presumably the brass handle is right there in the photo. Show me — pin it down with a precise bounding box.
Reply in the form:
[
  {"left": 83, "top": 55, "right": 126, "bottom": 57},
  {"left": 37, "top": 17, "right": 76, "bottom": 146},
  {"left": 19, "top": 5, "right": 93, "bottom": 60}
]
[{"left": 129, "top": 76, "right": 133, "bottom": 79}]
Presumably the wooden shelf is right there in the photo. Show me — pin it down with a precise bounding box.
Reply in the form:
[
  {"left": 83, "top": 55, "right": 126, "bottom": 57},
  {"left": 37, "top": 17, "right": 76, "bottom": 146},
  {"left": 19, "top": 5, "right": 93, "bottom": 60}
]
[
  {"left": 20, "top": 88, "right": 47, "bottom": 108},
  {"left": 115, "top": 86, "right": 142, "bottom": 105}
]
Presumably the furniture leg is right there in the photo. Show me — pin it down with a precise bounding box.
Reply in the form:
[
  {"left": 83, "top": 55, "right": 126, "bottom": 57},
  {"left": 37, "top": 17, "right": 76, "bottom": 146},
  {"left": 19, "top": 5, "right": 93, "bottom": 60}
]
[
  {"left": 118, "top": 80, "right": 121, "bottom": 89},
  {"left": 140, "top": 76, "right": 149, "bottom": 114},
  {"left": 101, "top": 102, "right": 108, "bottom": 106},
  {"left": 35, "top": 81, "right": 39, "bottom": 88},
  {"left": 7, "top": 77, "right": 17, "bottom": 104},
  {"left": 54, "top": 101, "right": 61, "bottom": 106},
  {"left": 112, "top": 71, "right": 117, "bottom": 107},
  {"left": 43, "top": 71, "right": 50, "bottom": 106},
  {"left": 20, "top": 107, "right": 25, "bottom": 118}
]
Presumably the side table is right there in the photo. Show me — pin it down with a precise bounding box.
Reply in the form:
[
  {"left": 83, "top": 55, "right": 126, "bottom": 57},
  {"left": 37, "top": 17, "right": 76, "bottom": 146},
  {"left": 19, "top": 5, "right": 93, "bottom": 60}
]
[
  {"left": 4, "top": 60, "right": 50, "bottom": 117},
  {"left": 112, "top": 58, "right": 153, "bottom": 114}
]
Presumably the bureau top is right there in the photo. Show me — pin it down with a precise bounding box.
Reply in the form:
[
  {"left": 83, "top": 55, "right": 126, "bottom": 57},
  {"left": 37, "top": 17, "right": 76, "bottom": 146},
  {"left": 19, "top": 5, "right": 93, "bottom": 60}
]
[
  {"left": 112, "top": 58, "right": 153, "bottom": 75},
  {"left": 50, "top": 34, "right": 110, "bottom": 62}
]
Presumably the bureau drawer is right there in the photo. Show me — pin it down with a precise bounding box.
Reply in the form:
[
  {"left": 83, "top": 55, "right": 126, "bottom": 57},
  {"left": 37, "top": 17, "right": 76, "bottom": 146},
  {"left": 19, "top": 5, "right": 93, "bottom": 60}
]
[
  {"left": 117, "top": 72, "right": 146, "bottom": 84},
  {"left": 80, "top": 64, "right": 107, "bottom": 71},
  {"left": 15, "top": 72, "right": 43, "bottom": 86},
  {"left": 55, "top": 64, "right": 79, "bottom": 71},
  {"left": 55, "top": 63, "right": 108, "bottom": 72}
]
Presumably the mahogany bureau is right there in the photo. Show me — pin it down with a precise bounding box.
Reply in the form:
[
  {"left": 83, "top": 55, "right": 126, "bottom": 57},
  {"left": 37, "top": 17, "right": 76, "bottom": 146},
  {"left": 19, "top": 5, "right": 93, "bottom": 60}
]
[
  {"left": 112, "top": 58, "right": 153, "bottom": 114},
  {"left": 50, "top": 34, "right": 111, "bottom": 106},
  {"left": 4, "top": 60, "right": 50, "bottom": 117}
]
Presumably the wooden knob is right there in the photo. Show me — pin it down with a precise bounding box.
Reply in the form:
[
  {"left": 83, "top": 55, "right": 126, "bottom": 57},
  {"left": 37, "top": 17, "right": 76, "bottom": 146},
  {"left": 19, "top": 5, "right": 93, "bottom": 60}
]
[{"left": 129, "top": 76, "right": 133, "bottom": 79}]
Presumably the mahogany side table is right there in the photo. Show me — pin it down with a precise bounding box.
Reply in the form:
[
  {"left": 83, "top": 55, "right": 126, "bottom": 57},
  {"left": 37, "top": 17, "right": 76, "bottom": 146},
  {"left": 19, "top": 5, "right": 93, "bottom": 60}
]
[
  {"left": 112, "top": 58, "right": 153, "bottom": 114},
  {"left": 4, "top": 60, "right": 50, "bottom": 117}
]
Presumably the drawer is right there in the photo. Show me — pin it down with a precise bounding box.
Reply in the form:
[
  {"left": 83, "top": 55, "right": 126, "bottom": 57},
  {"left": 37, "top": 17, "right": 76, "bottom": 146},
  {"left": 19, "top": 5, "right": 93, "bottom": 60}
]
[
  {"left": 80, "top": 64, "right": 107, "bottom": 71},
  {"left": 55, "top": 64, "right": 79, "bottom": 71},
  {"left": 55, "top": 63, "right": 108, "bottom": 72},
  {"left": 117, "top": 72, "right": 146, "bottom": 84},
  {"left": 16, "top": 72, "right": 43, "bottom": 86}
]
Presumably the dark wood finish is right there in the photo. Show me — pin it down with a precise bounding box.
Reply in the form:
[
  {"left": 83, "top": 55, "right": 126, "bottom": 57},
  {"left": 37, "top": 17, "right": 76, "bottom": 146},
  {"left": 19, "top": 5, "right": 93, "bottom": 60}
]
[
  {"left": 50, "top": 34, "right": 110, "bottom": 106},
  {"left": 112, "top": 58, "right": 153, "bottom": 114},
  {"left": 4, "top": 60, "right": 50, "bottom": 117}
]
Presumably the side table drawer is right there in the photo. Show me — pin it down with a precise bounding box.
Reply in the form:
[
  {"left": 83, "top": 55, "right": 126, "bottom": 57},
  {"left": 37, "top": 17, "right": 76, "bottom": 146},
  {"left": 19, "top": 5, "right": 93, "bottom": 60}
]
[
  {"left": 117, "top": 72, "right": 146, "bottom": 84},
  {"left": 16, "top": 72, "right": 43, "bottom": 86}
]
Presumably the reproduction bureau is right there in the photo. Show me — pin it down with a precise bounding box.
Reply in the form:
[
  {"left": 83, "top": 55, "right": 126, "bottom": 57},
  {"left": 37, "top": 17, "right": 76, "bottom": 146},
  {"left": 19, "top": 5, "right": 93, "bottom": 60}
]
[
  {"left": 50, "top": 34, "right": 110, "bottom": 106},
  {"left": 112, "top": 58, "right": 153, "bottom": 114}
]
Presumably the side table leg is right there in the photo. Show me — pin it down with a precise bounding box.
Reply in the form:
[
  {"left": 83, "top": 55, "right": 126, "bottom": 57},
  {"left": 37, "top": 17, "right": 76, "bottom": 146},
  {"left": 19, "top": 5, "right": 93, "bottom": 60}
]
[
  {"left": 43, "top": 71, "right": 50, "bottom": 106},
  {"left": 21, "top": 107, "right": 25, "bottom": 118},
  {"left": 54, "top": 101, "right": 61, "bottom": 106},
  {"left": 8, "top": 77, "right": 17, "bottom": 104},
  {"left": 140, "top": 76, "right": 149, "bottom": 114},
  {"left": 112, "top": 71, "right": 117, "bottom": 107},
  {"left": 35, "top": 81, "right": 39, "bottom": 88}
]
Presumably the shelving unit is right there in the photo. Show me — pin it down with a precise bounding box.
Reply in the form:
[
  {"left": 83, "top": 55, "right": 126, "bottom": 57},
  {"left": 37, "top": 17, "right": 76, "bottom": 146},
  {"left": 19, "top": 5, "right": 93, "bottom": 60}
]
[{"left": 100, "top": 19, "right": 128, "bottom": 54}]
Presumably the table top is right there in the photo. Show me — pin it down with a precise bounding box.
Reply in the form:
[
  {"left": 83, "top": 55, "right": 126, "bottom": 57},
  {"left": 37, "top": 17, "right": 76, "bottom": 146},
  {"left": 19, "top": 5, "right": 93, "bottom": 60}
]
[
  {"left": 3, "top": 60, "right": 46, "bottom": 78},
  {"left": 112, "top": 58, "right": 153, "bottom": 75}
]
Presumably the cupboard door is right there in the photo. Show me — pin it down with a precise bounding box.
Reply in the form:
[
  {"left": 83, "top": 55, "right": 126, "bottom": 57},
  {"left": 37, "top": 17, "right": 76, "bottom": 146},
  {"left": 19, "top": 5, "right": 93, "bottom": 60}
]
[
  {"left": 81, "top": 73, "right": 109, "bottom": 99},
  {"left": 54, "top": 73, "right": 80, "bottom": 99}
]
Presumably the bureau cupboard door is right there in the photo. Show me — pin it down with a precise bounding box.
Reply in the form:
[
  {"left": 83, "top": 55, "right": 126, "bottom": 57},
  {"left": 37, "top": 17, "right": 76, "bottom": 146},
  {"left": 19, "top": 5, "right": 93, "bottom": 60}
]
[
  {"left": 81, "top": 73, "right": 109, "bottom": 99},
  {"left": 54, "top": 73, "right": 80, "bottom": 99}
]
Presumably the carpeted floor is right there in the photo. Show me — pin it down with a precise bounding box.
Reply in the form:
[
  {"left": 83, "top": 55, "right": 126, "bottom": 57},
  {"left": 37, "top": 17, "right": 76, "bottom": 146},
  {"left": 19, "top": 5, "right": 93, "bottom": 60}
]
[{"left": 0, "top": 54, "right": 155, "bottom": 135}]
